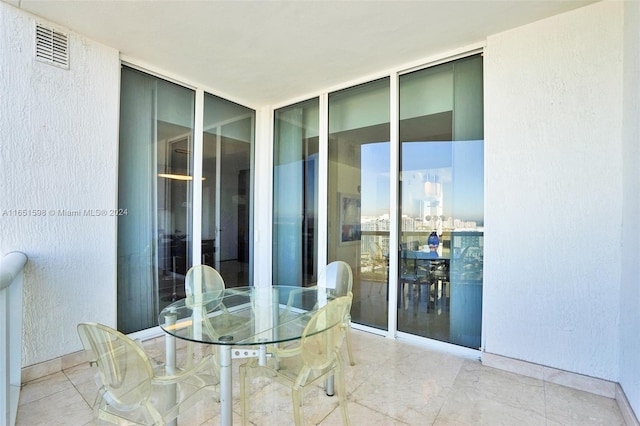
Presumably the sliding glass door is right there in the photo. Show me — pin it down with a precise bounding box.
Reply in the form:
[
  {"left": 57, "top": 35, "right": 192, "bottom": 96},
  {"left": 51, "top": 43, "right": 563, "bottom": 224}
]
[
  {"left": 118, "top": 67, "right": 255, "bottom": 334},
  {"left": 118, "top": 67, "right": 195, "bottom": 333},
  {"left": 398, "top": 54, "right": 484, "bottom": 348},
  {"left": 328, "top": 78, "right": 390, "bottom": 330}
]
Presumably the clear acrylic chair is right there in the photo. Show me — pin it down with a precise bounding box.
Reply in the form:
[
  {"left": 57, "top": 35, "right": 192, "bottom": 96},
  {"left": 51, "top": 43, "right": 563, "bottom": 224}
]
[
  {"left": 185, "top": 264, "right": 239, "bottom": 309},
  {"left": 399, "top": 249, "right": 431, "bottom": 308},
  {"left": 239, "top": 295, "right": 352, "bottom": 426},
  {"left": 184, "top": 264, "right": 252, "bottom": 368},
  {"left": 282, "top": 260, "right": 356, "bottom": 365},
  {"left": 368, "top": 242, "right": 387, "bottom": 277},
  {"left": 77, "top": 322, "right": 217, "bottom": 425}
]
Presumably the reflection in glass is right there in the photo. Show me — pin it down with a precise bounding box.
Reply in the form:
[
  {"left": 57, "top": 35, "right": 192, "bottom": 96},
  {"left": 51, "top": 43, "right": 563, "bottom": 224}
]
[
  {"left": 273, "top": 99, "right": 319, "bottom": 287},
  {"left": 328, "top": 78, "right": 390, "bottom": 330},
  {"left": 398, "top": 54, "right": 484, "bottom": 349},
  {"left": 118, "top": 67, "right": 195, "bottom": 333},
  {"left": 202, "top": 94, "right": 255, "bottom": 288}
]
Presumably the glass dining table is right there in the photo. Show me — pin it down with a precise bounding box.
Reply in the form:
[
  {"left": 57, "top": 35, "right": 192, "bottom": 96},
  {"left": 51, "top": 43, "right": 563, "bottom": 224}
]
[{"left": 158, "top": 285, "right": 336, "bottom": 426}]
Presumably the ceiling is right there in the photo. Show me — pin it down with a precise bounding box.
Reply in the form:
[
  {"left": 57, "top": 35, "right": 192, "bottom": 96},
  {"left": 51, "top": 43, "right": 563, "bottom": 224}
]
[{"left": 8, "top": 0, "right": 597, "bottom": 107}]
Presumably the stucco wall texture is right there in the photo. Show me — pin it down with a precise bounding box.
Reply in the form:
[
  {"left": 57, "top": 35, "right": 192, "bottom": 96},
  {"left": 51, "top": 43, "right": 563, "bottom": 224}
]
[
  {"left": 620, "top": 0, "right": 640, "bottom": 417},
  {"left": 1, "top": 4, "right": 120, "bottom": 366},
  {"left": 484, "top": 1, "right": 623, "bottom": 380}
]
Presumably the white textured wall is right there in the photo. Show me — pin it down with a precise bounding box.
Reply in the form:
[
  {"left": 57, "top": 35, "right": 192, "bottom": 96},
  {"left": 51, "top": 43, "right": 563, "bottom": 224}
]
[
  {"left": 483, "top": 1, "right": 623, "bottom": 381},
  {"left": 620, "top": 0, "right": 640, "bottom": 415},
  {"left": 0, "top": 3, "right": 120, "bottom": 366}
]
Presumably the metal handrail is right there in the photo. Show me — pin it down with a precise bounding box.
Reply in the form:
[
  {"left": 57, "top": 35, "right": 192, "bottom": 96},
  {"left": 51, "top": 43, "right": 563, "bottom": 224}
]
[{"left": 1, "top": 251, "right": 27, "bottom": 426}]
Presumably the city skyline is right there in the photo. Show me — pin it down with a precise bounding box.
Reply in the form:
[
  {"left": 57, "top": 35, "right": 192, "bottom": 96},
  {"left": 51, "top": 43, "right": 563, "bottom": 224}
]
[{"left": 361, "top": 139, "right": 484, "bottom": 224}]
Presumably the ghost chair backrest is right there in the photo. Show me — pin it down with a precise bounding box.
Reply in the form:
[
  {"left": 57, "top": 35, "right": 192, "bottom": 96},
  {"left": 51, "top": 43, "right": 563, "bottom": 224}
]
[
  {"left": 300, "top": 295, "right": 352, "bottom": 368},
  {"left": 318, "top": 260, "right": 353, "bottom": 297},
  {"left": 317, "top": 261, "right": 356, "bottom": 366},
  {"left": 77, "top": 323, "right": 154, "bottom": 411},
  {"left": 185, "top": 264, "right": 225, "bottom": 308},
  {"left": 77, "top": 322, "right": 217, "bottom": 425},
  {"left": 369, "top": 242, "right": 384, "bottom": 262}
]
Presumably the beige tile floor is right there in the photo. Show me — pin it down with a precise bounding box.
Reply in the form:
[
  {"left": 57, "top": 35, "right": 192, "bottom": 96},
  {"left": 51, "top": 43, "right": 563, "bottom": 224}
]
[{"left": 16, "top": 329, "right": 627, "bottom": 426}]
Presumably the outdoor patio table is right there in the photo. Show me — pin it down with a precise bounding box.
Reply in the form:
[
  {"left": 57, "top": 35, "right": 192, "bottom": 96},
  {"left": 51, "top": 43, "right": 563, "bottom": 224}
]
[{"left": 158, "top": 285, "right": 337, "bottom": 426}]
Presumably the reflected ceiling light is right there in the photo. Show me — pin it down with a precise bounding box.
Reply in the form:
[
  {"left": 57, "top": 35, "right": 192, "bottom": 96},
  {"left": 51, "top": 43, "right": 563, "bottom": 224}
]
[{"left": 158, "top": 173, "right": 205, "bottom": 181}]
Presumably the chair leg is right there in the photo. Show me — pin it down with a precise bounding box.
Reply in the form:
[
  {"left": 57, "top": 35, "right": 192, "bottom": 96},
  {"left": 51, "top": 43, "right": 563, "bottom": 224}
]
[
  {"left": 292, "top": 387, "right": 303, "bottom": 426},
  {"left": 335, "top": 362, "right": 351, "bottom": 426},
  {"left": 345, "top": 327, "right": 356, "bottom": 366},
  {"left": 419, "top": 282, "right": 434, "bottom": 312}
]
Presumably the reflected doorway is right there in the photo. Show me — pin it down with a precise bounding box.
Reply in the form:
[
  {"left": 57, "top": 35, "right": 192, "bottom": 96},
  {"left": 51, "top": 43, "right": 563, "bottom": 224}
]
[{"left": 202, "top": 94, "right": 254, "bottom": 288}]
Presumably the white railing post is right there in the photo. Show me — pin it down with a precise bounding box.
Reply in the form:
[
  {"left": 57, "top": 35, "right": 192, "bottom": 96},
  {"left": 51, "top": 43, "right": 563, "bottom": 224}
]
[{"left": 0, "top": 251, "right": 28, "bottom": 426}]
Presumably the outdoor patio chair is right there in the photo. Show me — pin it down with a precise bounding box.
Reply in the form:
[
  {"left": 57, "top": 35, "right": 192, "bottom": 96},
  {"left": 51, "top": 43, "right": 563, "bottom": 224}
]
[
  {"left": 239, "top": 295, "right": 352, "bottom": 426},
  {"left": 77, "top": 322, "right": 217, "bottom": 425},
  {"left": 281, "top": 260, "right": 356, "bottom": 365}
]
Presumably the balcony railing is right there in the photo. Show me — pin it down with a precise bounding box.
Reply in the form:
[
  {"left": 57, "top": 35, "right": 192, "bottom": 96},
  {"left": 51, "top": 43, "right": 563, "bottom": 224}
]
[{"left": 0, "top": 252, "right": 27, "bottom": 426}]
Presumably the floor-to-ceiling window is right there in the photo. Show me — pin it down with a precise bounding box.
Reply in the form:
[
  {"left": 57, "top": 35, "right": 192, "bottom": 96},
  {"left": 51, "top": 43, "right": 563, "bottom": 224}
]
[
  {"left": 398, "top": 54, "right": 484, "bottom": 348},
  {"left": 328, "top": 78, "right": 390, "bottom": 330},
  {"left": 274, "top": 53, "right": 483, "bottom": 348},
  {"left": 118, "top": 67, "right": 195, "bottom": 333},
  {"left": 272, "top": 99, "right": 320, "bottom": 287},
  {"left": 118, "top": 66, "right": 254, "bottom": 334}
]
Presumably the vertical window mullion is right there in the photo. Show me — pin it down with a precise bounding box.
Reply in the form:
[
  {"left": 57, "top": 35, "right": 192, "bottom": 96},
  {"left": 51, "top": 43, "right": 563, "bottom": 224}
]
[
  {"left": 318, "top": 93, "right": 329, "bottom": 269},
  {"left": 388, "top": 72, "right": 400, "bottom": 338},
  {"left": 192, "top": 89, "right": 204, "bottom": 264}
]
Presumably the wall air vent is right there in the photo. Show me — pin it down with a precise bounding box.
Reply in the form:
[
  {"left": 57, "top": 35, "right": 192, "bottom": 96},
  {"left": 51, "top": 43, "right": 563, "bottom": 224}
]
[{"left": 35, "top": 23, "right": 69, "bottom": 69}]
